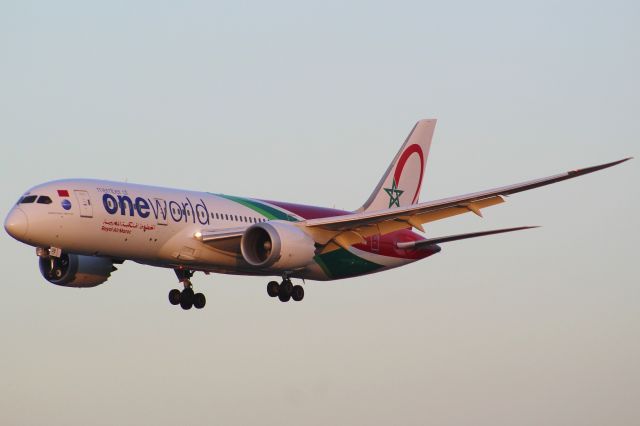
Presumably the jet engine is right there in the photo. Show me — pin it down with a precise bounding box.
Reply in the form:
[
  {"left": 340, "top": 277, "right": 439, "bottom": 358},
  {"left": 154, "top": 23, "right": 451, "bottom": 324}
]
[
  {"left": 39, "top": 252, "right": 115, "bottom": 287},
  {"left": 241, "top": 221, "right": 316, "bottom": 271}
]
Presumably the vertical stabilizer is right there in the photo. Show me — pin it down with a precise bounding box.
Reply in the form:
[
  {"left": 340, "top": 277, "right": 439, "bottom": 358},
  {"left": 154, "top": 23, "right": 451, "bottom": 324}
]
[{"left": 359, "top": 119, "right": 436, "bottom": 212}]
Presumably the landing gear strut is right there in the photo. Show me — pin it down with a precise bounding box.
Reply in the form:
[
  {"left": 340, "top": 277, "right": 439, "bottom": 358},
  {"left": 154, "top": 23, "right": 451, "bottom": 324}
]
[
  {"left": 169, "top": 269, "right": 206, "bottom": 310},
  {"left": 266, "top": 277, "right": 304, "bottom": 303}
]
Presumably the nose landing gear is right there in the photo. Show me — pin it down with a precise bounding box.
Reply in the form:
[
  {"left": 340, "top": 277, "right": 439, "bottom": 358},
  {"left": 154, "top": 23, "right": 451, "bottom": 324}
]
[
  {"left": 266, "top": 277, "right": 304, "bottom": 303},
  {"left": 169, "top": 269, "right": 206, "bottom": 310}
]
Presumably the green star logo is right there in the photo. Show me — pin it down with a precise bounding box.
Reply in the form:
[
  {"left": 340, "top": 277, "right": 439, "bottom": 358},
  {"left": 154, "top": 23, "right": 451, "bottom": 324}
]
[{"left": 384, "top": 179, "right": 404, "bottom": 208}]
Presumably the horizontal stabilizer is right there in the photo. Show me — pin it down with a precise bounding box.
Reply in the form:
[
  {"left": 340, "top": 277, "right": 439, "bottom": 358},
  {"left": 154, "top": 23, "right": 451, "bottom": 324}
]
[{"left": 396, "top": 226, "right": 538, "bottom": 249}]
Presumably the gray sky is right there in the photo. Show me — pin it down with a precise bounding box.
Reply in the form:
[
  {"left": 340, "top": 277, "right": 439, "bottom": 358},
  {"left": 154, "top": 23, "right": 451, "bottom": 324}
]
[{"left": 1, "top": 1, "right": 638, "bottom": 425}]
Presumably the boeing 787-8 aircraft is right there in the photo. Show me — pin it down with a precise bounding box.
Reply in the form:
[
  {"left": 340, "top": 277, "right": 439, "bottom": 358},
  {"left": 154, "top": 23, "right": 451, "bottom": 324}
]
[{"left": 4, "top": 120, "right": 631, "bottom": 310}]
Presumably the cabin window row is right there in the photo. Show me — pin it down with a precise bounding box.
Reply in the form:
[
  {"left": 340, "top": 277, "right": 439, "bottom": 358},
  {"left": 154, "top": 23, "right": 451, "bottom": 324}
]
[
  {"left": 167, "top": 207, "right": 266, "bottom": 223},
  {"left": 211, "top": 213, "right": 266, "bottom": 224}
]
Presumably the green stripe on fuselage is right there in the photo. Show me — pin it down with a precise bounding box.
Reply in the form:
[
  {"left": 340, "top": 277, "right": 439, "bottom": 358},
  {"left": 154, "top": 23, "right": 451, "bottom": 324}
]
[
  {"left": 314, "top": 248, "right": 383, "bottom": 279},
  {"left": 215, "top": 194, "right": 299, "bottom": 222}
]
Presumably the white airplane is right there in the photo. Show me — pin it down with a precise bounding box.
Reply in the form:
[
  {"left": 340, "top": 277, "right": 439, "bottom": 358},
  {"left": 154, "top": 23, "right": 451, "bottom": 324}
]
[{"left": 4, "top": 120, "right": 631, "bottom": 310}]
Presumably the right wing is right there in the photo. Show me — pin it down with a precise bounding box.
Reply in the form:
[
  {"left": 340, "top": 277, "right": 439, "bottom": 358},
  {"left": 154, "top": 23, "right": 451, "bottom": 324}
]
[{"left": 303, "top": 158, "right": 631, "bottom": 249}]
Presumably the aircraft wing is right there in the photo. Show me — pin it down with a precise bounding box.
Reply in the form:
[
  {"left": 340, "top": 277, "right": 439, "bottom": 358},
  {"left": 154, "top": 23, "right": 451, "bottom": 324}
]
[
  {"left": 196, "top": 227, "right": 245, "bottom": 243},
  {"left": 304, "top": 158, "right": 631, "bottom": 248},
  {"left": 194, "top": 227, "right": 246, "bottom": 255},
  {"left": 396, "top": 226, "right": 538, "bottom": 249}
]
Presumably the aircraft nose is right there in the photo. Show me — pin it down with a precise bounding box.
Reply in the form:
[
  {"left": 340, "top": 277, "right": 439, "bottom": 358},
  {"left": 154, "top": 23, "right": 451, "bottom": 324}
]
[{"left": 4, "top": 207, "right": 29, "bottom": 240}]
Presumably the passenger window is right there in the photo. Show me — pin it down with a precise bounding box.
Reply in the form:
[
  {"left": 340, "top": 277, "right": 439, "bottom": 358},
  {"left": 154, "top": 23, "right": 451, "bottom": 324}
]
[
  {"left": 37, "top": 196, "right": 52, "bottom": 204},
  {"left": 20, "top": 195, "right": 37, "bottom": 204}
]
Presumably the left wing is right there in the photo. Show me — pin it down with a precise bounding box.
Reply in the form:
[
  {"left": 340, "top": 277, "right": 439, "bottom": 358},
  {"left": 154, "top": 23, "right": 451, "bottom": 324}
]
[
  {"left": 194, "top": 227, "right": 246, "bottom": 255},
  {"left": 396, "top": 226, "right": 538, "bottom": 249},
  {"left": 196, "top": 227, "right": 245, "bottom": 243},
  {"left": 303, "top": 158, "right": 631, "bottom": 249}
]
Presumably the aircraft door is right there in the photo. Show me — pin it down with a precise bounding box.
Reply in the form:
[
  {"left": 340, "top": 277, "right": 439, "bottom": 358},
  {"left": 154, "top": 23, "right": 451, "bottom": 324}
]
[{"left": 74, "top": 190, "right": 93, "bottom": 218}]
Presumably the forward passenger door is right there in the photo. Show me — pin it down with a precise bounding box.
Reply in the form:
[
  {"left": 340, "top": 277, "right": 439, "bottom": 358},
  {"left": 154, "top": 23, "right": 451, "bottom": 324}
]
[{"left": 74, "top": 190, "right": 93, "bottom": 218}]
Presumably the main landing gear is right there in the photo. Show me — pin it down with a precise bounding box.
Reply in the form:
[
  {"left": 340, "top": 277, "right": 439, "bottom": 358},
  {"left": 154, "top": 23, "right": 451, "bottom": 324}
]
[
  {"left": 169, "top": 269, "right": 206, "bottom": 310},
  {"left": 267, "top": 277, "right": 304, "bottom": 303}
]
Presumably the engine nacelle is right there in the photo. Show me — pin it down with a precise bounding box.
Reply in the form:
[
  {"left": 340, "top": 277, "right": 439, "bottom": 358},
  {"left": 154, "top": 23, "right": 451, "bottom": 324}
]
[
  {"left": 39, "top": 253, "right": 115, "bottom": 288},
  {"left": 241, "top": 221, "right": 316, "bottom": 271}
]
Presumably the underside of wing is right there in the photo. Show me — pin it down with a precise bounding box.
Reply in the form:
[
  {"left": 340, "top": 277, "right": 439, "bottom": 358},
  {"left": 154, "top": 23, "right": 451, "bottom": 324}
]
[{"left": 194, "top": 227, "right": 245, "bottom": 255}]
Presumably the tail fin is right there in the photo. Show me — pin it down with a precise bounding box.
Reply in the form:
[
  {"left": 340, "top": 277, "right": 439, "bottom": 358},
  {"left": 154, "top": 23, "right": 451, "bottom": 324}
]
[{"left": 359, "top": 119, "right": 436, "bottom": 212}]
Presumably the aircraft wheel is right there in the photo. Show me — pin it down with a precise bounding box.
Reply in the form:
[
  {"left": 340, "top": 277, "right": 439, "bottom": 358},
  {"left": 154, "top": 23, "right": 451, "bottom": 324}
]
[
  {"left": 193, "top": 293, "right": 206, "bottom": 309},
  {"left": 280, "top": 280, "right": 293, "bottom": 297},
  {"left": 180, "top": 289, "right": 194, "bottom": 310},
  {"left": 168, "top": 289, "right": 181, "bottom": 305},
  {"left": 278, "top": 292, "right": 291, "bottom": 302},
  {"left": 267, "top": 281, "right": 279, "bottom": 297},
  {"left": 291, "top": 285, "right": 304, "bottom": 302}
]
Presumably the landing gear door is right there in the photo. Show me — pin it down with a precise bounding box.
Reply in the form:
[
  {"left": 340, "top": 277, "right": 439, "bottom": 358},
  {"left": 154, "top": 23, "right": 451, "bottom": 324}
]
[
  {"left": 153, "top": 198, "right": 168, "bottom": 225},
  {"left": 74, "top": 190, "right": 93, "bottom": 218}
]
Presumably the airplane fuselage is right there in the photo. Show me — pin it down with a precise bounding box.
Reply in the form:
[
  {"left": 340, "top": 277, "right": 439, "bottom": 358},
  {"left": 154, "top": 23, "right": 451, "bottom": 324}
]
[{"left": 8, "top": 178, "right": 436, "bottom": 281}]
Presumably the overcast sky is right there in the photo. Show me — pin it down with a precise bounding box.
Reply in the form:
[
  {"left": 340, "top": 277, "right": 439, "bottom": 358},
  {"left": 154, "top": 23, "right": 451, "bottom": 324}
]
[{"left": 1, "top": 1, "right": 638, "bottom": 425}]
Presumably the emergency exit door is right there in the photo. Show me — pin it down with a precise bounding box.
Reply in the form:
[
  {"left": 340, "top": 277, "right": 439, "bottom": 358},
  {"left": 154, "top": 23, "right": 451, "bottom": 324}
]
[{"left": 74, "top": 190, "right": 93, "bottom": 218}]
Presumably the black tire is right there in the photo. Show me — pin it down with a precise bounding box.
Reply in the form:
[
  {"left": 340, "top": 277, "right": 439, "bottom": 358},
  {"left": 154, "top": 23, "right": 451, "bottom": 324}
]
[
  {"left": 278, "top": 292, "right": 291, "bottom": 302},
  {"left": 180, "top": 289, "right": 194, "bottom": 310},
  {"left": 267, "top": 281, "right": 279, "bottom": 297},
  {"left": 291, "top": 285, "right": 304, "bottom": 302},
  {"left": 193, "top": 293, "right": 206, "bottom": 309},
  {"left": 168, "top": 289, "right": 181, "bottom": 305},
  {"left": 280, "top": 280, "right": 293, "bottom": 297}
]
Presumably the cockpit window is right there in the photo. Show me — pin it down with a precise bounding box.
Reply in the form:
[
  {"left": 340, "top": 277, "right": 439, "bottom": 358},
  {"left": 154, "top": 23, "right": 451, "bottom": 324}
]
[
  {"left": 20, "top": 195, "right": 37, "bottom": 204},
  {"left": 37, "top": 196, "right": 53, "bottom": 204}
]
